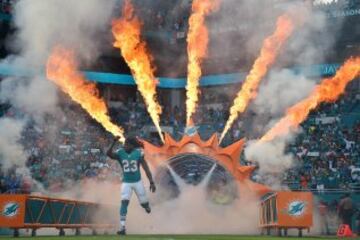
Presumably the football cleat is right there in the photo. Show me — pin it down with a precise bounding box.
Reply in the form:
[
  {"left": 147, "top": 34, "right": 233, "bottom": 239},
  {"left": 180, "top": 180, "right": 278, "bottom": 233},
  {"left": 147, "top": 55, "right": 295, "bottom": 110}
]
[
  {"left": 117, "top": 228, "right": 126, "bottom": 235},
  {"left": 145, "top": 206, "right": 151, "bottom": 214}
]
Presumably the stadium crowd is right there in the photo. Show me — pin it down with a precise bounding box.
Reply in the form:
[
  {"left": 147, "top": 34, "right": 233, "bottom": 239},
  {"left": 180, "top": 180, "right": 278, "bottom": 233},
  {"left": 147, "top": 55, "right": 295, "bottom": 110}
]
[
  {"left": 283, "top": 90, "right": 360, "bottom": 191},
  {"left": 0, "top": 83, "right": 359, "bottom": 194},
  {"left": 134, "top": 0, "right": 190, "bottom": 33},
  {"left": 0, "top": 0, "right": 14, "bottom": 14},
  {"left": 247, "top": 89, "right": 360, "bottom": 191},
  {"left": 1, "top": 100, "right": 119, "bottom": 194}
]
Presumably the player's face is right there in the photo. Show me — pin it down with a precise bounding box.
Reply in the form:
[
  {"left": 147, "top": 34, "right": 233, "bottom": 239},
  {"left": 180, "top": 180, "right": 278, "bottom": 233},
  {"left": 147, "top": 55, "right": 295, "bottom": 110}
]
[
  {"left": 124, "top": 137, "right": 140, "bottom": 151},
  {"left": 124, "top": 142, "right": 135, "bottom": 152}
]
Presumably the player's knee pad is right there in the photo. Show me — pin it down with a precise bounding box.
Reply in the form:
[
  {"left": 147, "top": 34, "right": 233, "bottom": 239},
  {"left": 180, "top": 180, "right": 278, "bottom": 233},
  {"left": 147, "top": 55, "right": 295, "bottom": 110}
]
[{"left": 120, "top": 200, "right": 129, "bottom": 216}]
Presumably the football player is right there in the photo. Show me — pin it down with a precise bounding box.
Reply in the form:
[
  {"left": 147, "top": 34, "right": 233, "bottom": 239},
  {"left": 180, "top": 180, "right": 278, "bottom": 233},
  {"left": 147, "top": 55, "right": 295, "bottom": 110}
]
[{"left": 107, "top": 136, "right": 156, "bottom": 235}]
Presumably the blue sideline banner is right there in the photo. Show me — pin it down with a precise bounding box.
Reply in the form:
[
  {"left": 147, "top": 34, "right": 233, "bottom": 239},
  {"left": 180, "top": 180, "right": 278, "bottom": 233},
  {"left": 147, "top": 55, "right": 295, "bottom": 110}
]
[{"left": 0, "top": 63, "right": 341, "bottom": 89}]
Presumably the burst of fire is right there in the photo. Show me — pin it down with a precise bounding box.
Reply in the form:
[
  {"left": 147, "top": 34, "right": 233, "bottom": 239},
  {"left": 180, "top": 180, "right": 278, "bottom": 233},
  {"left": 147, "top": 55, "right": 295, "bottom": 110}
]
[
  {"left": 219, "top": 14, "right": 296, "bottom": 143},
  {"left": 260, "top": 57, "right": 360, "bottom": 142},
  {"left": 186, "top": 0, "right": 220, "bottom": 127},
  {"left": 46, "top": 46, "right": 126, "bottom": 143},
  {"left": 112, "top": 0, "right": 164, "bottom": 142}
]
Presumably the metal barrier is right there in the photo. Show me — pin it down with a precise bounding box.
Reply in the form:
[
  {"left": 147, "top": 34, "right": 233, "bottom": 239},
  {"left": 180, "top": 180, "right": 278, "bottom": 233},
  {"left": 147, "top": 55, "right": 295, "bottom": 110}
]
[
  {"left": 283, "top": 181, "right": 360, "bottom": 193},
  {"left": 0, "top": 194, "right": 117, "bottom": 237},
  {"left": 4, "top": 189, "right": 27, "bottom": 194}
]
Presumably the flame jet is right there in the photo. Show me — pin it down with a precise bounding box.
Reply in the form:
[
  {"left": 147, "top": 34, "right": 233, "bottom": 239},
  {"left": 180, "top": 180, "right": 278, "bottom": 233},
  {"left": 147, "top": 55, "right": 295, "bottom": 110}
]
[
  {"left": 260, "top": 57, "right": 360, "bottom": 142},
  {"left": 220, "top": 13, "right": 297, "bottom": 143},
  {"left": 186, "top": 0, "right": 220, "bottom": 127},
  {"left": 47, "top": 46, "right": 126, "bottom": 143},
  {"left": 112, "top": 0, "right": 164, "bottom": 143}
]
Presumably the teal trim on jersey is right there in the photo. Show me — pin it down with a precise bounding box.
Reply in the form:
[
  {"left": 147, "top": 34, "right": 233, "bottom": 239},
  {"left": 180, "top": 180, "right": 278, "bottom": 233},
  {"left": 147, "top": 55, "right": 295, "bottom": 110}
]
[
  {"left": 0, "top": 13, "right": 11, "bottom": 21},
  {"left": 117, "top": 148, "right": 143, "bottom": 183}
]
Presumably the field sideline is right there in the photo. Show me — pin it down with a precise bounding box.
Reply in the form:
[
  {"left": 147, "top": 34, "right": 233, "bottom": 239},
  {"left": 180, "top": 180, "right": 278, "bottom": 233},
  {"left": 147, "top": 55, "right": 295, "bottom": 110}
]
[{"left": 0, "top": 235, "right": 341, "bottom": 240}]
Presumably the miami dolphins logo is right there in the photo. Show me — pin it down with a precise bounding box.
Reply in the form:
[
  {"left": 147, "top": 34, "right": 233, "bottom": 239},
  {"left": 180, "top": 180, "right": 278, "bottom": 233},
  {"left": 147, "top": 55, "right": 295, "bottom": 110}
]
[
  {"left": 184, "top": 126, "right": 199, "bottom": 136},
  {"left": 288, "top": 201, "right": 306, "bottom": 217},
  {"left": 3, "top": 203, "right": 19, "bottom": 217}
]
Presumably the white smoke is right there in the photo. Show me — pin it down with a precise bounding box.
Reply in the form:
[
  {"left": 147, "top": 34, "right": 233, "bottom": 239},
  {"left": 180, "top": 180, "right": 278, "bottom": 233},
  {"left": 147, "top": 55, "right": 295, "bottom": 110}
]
[
  {"left": 0, "top": 0, "right": 118, "bottom": 170},
  {"left": 254, "top": 69, "right": 316, "bottom": 119},
  {"left": 283, "top": 9, "right": 338, "bottom": 66},
  {"left": 245, "top": 139, "right": 294, "bottom": 175},
  {"left": 127, "top": 185, "right": 259, "bottom": 234},
  {"left": 12, "top": 0, "right": 118, "bottom": 66},
  {"left": 54, "top": 179, "right": 122, "bottom": 204},
  {"left": 0, "top": 118, "right": 27, "bottom": 170},
  {"left": 0, "top": 76, "right": 58, "bottom": 118},
  {"left": 2, "top": 0, "right": 119, "bottom": 117},
  {"left": 313, "top": 0, "right": 338, "bottom": 6},
  {"left": 244, "top": 134, "right": 300, "bottom": 189},
  {"left": 126, "top": 167, "right": 259, "bottom": 234}
]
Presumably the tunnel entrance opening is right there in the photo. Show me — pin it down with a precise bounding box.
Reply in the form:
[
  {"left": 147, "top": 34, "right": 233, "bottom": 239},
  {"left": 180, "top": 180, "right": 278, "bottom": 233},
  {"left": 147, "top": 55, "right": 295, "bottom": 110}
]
[{"left": 154, "top": 153, "right": 238, "bottom": 204}]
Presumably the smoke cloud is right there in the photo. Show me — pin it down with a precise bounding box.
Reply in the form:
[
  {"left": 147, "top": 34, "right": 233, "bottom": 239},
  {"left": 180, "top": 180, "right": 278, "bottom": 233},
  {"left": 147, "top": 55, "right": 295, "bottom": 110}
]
[
  {"left": 4, "top": 0, "right": 119, "bottom": 111},
  {"left": 12, "top": 0, "right": 118, "bottom": 66},
  {"left": 0, "top": 118, "right": 27, "bottom": 170},
  {"left": 282, "top": 7, "right": 341, "bottom": 66},
  {"left": 244, "top": 135, "right": 300, "bottom": 189},
  {"left": 0, "top": 0, "right": 118, "bottom": 170},
  {"left": 245, "top": 138, "right": 294, "bottom": 175},
  {"left": 254, "top": 69, "right": 316, "bottom": 119},
  {"left": 127, "top": 185, "right": 259, "bottom": 234},
  {"left": 0, "top": 76, "right": 58, "bottom": 118},
  {"left": 1, "top": 0, "right": 119, "bottom": 118}
]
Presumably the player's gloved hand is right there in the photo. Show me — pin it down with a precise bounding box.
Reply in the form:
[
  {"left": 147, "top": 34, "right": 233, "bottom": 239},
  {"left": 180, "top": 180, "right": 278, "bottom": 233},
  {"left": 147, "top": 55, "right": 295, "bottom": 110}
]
[
  {"left": 113, "top": 136, "right": 120, "bottom": 142},
  {"left": 150, "top": 182, "right": 156, "bottom": 193}
]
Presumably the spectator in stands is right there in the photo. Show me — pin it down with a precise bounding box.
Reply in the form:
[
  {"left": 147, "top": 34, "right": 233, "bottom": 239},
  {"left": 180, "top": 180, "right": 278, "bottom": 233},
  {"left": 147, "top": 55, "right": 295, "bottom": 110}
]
[
  {"left": 329, "top": 199, "right": 339, "bottom": 214},
  {"left": 0, "top": 178, "right": 6, "bottom": 193},
  {"left": 21, "top": 176, "right": 32, "bottom": 194},
  {"left": 338, "top": 193, "right": 354, "bottom": 230},
  {"left": 355, "top": 207, "right": 360, "bottom": 235},
  {"left": 319, "top": 201, "right": 330, "bottom": 235},
  {"left": 300, "top": 173, "right": 309, "bottom": 190}
]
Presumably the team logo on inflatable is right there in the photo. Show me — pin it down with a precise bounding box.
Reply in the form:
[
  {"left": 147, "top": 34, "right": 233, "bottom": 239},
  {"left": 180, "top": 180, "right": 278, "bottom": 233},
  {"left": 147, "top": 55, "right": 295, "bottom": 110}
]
[
  {"left": 3, "top": 202, "right": 19, "bottom": 217},
  {"left": 184, "top": 126, "right": 199, "bottom": 136},
  {"left": 288, "top": 201, "right": 306, "bottom": 217}
]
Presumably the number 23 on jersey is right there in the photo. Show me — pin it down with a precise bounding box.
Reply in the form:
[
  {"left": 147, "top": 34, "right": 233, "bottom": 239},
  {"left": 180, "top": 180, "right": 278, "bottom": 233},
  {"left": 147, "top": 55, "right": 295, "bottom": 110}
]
[{"left": 122, "top": 160, "right": 138, "bottom": 172}]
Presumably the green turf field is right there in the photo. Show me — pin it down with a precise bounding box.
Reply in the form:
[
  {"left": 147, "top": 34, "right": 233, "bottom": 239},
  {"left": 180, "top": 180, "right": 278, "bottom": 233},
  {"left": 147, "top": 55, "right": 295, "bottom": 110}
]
[{"left": 0, "top": 235, "right": 343, "bottom": 240}]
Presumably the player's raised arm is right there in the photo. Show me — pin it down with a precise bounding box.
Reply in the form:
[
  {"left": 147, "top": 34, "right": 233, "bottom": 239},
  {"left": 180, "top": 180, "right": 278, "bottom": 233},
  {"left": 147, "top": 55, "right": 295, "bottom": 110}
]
[
  {"left": 107, "top": 136, "right": 121, "bottom": 160},
  {"left": 140, "top": 156, "right": 156, "bottom": 193}
]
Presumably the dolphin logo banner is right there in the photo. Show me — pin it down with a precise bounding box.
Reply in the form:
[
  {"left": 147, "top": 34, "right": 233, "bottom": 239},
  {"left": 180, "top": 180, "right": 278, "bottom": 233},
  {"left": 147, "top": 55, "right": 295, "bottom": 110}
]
[{"left": 3, "top": 202, "right": 19, "bottom": 217}]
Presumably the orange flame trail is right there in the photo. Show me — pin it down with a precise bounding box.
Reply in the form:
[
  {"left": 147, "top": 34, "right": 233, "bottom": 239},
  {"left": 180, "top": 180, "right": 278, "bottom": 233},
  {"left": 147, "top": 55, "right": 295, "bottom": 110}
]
[
  {"left": 260, "top": 57, "right": 360, "bottom": 142},
  {"left": 46, "top": 47, "right": 126, "bottom": 143},
  {"left": 186, "top": 0, "right": 220, "bottom": 127},
  {"left": 112, "top": 0, "right": 164, "bottom": 142},
  {"left": 220, "top": 14, "right": 296, "bottom": 142}
]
